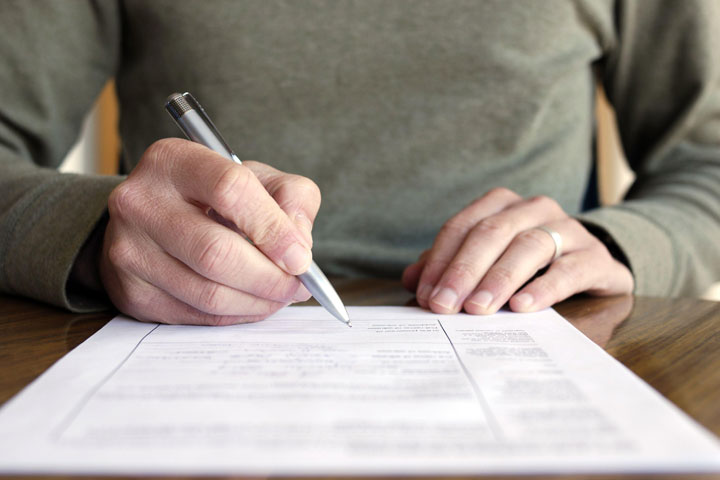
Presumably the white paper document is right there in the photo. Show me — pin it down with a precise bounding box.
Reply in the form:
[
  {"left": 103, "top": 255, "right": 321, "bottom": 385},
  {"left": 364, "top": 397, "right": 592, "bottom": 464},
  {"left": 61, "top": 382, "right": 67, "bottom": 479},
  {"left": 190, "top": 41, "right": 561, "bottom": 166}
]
[{"left": 0, "top": 306, "right": 718, "bottom": 475}]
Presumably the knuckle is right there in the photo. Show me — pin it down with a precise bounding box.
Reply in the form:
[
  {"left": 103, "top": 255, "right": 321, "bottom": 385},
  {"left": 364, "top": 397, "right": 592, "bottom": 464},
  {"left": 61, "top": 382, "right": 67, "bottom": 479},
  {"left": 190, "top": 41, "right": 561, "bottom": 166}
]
[
  {"left": 529, "top": 194, "right": 560, "bottom": 213},
  {"left": 275, "top": 176, "right": 322, "bottom": 217},
  {"left": 106, "top": 239, "right": 136, "bottom": 270},
  {"left": 251, "top": 214, "right": 287, "bottom": 247},
  {"left": 307, "top": 179, "right": 322, "bottom": 205},
  {"left": 423, "top": 258, "right": 451, "bottom": 277},
  {"left": 142, "top": 138, "right": 180, "bottom": 171},
  {"left": 292, "top": 176, "right": 322, "bottom": 205},
  {"left": 445, "top": 260, "right": 479, "bottom": 284},
  {"left": 257, "top": 275, "right": 297, "bottom": 302},
  {"left": 440, "top": 217, "right": 470, "bottom": 237},
  {"left": 108, "top": 182, "right": 139, "bottom": 219},
  {"left": 487, "top": 264, "right": 516, "bottom": 290},
  {"left": 474, "top": 216, "right": 510, "bottom": 239},
  {"left": 193, "top": 230, "right": 232, "bottom": 277},
  {"left": 211, "top": 165, "right": 252, "bottom": 213},
  {"left": 196, "top": 282, "right": 228, "bottom": 314},
  {"left": 516, "top": 228, "right": 551, "bottom": 250},
  {"left": 485, "top": 187, "right": 520, "bottom": 202}
]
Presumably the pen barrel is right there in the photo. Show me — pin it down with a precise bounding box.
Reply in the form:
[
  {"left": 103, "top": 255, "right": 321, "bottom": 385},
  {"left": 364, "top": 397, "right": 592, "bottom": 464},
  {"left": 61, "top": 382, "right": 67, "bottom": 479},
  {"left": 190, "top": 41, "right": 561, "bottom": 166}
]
[
  {"left": 173, "top": 110, "right": 238, "bottom": 163},
  {"left": 165, "top": 93, "right": 241, "bottom": 164}
]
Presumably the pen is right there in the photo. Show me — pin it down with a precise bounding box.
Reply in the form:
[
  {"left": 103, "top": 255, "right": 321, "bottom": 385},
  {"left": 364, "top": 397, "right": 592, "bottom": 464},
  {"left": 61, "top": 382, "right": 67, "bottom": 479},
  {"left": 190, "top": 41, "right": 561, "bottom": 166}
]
[{"left": 165, "top": 92, "right": 351, "bottom": 327}]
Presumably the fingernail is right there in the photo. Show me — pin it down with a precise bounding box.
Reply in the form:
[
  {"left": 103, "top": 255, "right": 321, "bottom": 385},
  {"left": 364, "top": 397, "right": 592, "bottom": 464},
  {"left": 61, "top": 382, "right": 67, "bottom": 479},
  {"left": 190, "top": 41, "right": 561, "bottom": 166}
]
[
  {"left": 514, "top": 293, "right": 534, "bottom": 310},
  {"left": 417, "top": 284, "right": 433, "bottom": 302},
  {"left": 282, "top": 243, "right": 312, "bottom": 274},
  {"left": 431, "top": 287, "right": 459, "bottom": 312},
  {"left": 467, "top": 290, "right": 493, "bottom": 310},
  {"left": 293, "top": 213, "right": 313, "bottom": 247}
]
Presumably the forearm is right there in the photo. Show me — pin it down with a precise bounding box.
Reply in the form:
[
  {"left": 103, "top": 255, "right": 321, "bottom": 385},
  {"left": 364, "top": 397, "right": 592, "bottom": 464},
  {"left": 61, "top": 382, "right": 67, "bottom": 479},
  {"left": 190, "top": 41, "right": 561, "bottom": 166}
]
[
  {"left": 578, "top": 143, "right": 720, "bottom": 296},
  {"left": 0, "top": 1, "right": 122, "bottom": 310},
  {"left": 0, "top": 164, "right": 122, "bottom": 311}
]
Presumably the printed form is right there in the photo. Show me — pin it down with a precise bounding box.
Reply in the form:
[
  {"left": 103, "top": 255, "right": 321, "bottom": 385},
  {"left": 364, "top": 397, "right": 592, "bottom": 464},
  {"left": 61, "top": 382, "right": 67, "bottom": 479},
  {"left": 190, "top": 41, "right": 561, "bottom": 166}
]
[{"left": 0, "top": 306, "right": 718, "bottom": 475}]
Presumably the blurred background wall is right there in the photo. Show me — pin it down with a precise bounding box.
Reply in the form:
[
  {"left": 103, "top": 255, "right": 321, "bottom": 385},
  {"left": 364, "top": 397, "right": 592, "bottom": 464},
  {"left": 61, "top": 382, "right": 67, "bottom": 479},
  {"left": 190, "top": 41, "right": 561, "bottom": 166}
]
[{"left": 59, "top": 81, "right": 119, "bottom": 176}]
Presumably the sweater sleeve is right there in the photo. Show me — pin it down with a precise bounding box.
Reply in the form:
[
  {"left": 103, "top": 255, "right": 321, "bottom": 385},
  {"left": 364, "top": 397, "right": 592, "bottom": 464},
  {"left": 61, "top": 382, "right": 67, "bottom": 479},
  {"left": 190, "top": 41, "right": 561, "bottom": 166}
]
[
  {"left": 578, "top": 0, "right": 720, "bottom": 296},
  {"left": 0, "top": 1, "right": 124, "bottom": 311}
]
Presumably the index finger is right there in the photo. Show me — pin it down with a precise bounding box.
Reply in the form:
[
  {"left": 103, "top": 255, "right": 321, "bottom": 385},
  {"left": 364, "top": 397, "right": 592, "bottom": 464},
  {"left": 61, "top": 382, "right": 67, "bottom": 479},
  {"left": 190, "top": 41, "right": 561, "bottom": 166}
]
[
  {"left": 148, "top": 138, "right": 313, "bottom": 275},
  {"left": 415, "top": 188, "right": 521, "bottom": 306}
]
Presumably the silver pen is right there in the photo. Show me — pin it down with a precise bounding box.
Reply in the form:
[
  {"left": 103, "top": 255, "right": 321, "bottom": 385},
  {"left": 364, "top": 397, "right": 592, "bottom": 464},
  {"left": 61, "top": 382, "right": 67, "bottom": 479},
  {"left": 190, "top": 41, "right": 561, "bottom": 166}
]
[{"left": 165, "top": 92, "right": 351, "bottom": 327}]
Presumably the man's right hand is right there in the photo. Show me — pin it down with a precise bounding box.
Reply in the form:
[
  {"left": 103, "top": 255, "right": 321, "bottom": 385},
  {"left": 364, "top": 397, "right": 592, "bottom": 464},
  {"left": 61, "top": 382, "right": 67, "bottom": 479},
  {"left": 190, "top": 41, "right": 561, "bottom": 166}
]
[{"left": 99, "top": 138, "right": 321, "bottom": 325}]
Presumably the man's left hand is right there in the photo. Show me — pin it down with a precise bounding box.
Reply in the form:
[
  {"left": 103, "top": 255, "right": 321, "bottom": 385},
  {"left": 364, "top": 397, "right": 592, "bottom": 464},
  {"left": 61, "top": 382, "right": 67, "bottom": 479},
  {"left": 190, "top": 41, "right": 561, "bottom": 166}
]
[{"left": 402, "top": 188, "right": 634, "bottom": 314}]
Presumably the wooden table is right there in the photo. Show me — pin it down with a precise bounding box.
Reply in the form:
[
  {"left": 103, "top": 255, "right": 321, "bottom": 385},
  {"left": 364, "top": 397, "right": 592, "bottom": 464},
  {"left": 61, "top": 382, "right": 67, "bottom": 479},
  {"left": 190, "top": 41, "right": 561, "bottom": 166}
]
[{"left": 1, "top": 278, "right": 719, "bottom": 480}]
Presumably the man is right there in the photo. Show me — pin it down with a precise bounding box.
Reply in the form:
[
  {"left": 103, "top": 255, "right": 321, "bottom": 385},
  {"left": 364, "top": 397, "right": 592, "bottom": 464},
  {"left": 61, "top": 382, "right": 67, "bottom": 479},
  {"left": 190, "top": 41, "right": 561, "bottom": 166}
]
[{"left": 1, "top": 0, "right": 718, "bottom": 325}]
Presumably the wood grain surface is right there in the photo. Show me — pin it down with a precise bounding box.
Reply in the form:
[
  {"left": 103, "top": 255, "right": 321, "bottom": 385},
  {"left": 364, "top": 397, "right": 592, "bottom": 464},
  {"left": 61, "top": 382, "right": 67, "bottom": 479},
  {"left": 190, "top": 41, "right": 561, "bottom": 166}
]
[{"left": 0, "top": 279, "right": 718, "bottom": 480}]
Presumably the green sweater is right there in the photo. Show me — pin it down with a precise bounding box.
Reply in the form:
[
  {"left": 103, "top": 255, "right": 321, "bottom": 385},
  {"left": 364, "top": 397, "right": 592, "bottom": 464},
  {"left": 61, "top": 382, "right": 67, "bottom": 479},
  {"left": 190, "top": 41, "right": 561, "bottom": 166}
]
[{"left": 1, "top": 0, "right": 719, "bottom": 311}]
